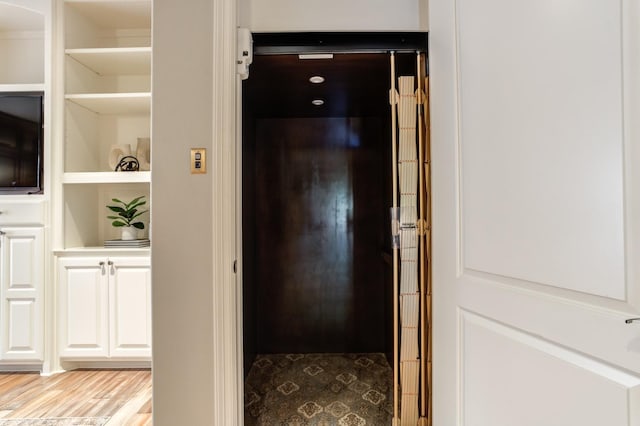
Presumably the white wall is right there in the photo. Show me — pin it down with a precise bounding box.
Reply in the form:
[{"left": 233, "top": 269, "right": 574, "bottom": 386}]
[
  {"left": 153, "top": 0, "right": 429, "bottom": 424},
  {"left": 0, "top": 0, "right": 46, "bottom": 14},
  {"left": 0, "top": 2, "right": 46, "bottom": 85},
  {"left": 0, "top": 37, "right": 44, "bottom": 84},
  {"left": 246, "top": 0, "right": 425, "bottom": 32},
  {"left": 152, "top": 0, "right": 214, "bottom": 424}
]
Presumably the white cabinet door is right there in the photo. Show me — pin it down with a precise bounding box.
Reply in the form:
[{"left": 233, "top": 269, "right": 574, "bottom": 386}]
[
  {"left": 58, "top": 256, "right": 151, "bottom": 360},
  {"left": 108, "top": 257, "right": 151, "bottom": 358},
  {"left": 430, "top": 1, "right": 640, "bottom": 424},
  {"left": 0, "top": 227, "right": 43, "bottom": 361},
  {"left": 58, "top": 257, "right": 109, "bottom": 358}
]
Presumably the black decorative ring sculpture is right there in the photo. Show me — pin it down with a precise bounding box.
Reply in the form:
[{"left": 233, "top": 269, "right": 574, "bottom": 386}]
[{"left": 115, "top": 156, "right": 140, "bottom": 172}]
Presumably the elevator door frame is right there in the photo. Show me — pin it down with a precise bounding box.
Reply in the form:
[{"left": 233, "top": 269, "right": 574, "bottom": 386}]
[{"left": 237, "top": 32, "right": 429, "bottom": 424}]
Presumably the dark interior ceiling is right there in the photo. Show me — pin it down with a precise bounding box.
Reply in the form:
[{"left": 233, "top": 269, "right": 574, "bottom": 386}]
[{"left": 243, "top": 52, "right": 418, "bottom": 119}]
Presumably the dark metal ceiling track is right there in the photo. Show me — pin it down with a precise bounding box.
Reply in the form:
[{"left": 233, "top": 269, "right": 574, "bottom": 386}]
[{"left": 252, "top": 32, "right": 428, "bottom": 55}]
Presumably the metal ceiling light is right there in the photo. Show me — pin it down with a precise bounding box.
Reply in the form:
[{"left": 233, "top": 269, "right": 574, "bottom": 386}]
[
  {"left": 311, "top": 99, "right": 324, "bottom": 106},
  {"left": 309, "top": 75, "right": 325, "bottom": 84}
]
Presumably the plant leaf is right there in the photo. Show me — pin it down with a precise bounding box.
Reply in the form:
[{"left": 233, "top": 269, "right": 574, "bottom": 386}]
[
  {"left": 112, "top": 221, "right": 127, "bottom": 227},
  {"left": 126, "top": 196, "right": 146, "bottom": 208},
  {"left": 125, "top": 208, "right": 137, "bottom": 219},
  {"left": 127, "top": 201, "right": 146, "bottom": 211},
  {"left": 107, "top": 206, "right": 126, "bottom": 213},
  {"left": 129, "top": 210, "right": 148, "bottom": 221},
  {"left": 132, "top": 222, "right": 145, "bottom": 229}
]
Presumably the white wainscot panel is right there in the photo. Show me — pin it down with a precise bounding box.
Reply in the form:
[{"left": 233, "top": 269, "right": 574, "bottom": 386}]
[
  {"left": 457, "top": 0, "right": 626, "bottom": 299},
  {"left": 8, "top": 237, "right": 36, "bottom": 288},
  {"left": 461, "top": 311, "right": 640, "bottom": 426},
  {"left": 8, "top": 300, "right": 35, "bottom": 350},
  {"left": 112, "top": 268, "right": 151, "bottom": 349},
  {"left": 67, "top": 272, "right": 103, "bottom": 346}
]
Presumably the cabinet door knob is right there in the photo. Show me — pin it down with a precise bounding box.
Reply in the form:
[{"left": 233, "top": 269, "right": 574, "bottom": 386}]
[
  {"left": 99, "top": 261, "right": 106, "bottom": 274},
  {"left": 108, "top": 260, "right": 115, "bottom": 275}
]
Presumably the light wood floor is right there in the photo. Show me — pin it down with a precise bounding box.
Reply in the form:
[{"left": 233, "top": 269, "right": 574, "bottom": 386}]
[{"left": 0, "top": 369, "right": 151, "bottom": 425}]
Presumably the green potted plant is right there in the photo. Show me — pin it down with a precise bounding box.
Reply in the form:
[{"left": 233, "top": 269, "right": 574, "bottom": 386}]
[{"left": 106, "top": 196, "right": 148, "bottom": 240}]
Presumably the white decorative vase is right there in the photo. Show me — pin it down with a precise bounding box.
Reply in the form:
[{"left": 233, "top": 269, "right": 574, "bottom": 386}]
[
  {"left": 136, "top": 137, "right": 151, "bottom": 171},
  {"left": 121, "top": 226, "right": 138, "bottom": 241},
  {"left": 108, "top": 144, "right": 132, "bottom": 171}
]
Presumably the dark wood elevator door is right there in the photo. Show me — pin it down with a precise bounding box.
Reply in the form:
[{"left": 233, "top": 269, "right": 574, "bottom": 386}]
[{"left": 253, "top": 117, "right": 388, "bottom": 353}]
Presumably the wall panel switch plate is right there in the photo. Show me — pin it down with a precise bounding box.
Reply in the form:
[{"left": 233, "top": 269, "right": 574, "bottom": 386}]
[{"left": 190, "top": 148, "right": 206, "bottom": 174}]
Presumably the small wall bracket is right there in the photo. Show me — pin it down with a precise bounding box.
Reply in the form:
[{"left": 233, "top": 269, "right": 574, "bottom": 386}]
[{"left": 237, "top": 28, "right": 253, "bottom": 80}]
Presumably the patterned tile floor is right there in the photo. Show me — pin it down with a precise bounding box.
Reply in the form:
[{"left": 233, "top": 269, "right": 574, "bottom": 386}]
[{"left": 244, "top": 353, "right": 393, "bottom": 425}]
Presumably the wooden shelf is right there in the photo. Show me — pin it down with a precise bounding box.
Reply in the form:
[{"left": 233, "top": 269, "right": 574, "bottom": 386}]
[
  {"left": 65, "top": 92, "right": 150, "bottom": 114},
  {"left": 63, "top": 171, "right": 151, "bottom": 184},
  {"left": 66, "top": 47, "right": 151, "bottom": 75}
]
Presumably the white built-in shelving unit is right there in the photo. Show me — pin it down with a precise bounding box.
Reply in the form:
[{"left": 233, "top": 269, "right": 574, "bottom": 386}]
[
  {"left": 62, "top": 0, "right": 152, "bottom": 250},
  {"left": 56, "top": 0, "right": 153, "bottom": 364}
]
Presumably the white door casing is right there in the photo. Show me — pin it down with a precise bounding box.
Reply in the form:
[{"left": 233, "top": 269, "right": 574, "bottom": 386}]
[{"left": 430, "top": 0, "right": 640, "bottom": 425}]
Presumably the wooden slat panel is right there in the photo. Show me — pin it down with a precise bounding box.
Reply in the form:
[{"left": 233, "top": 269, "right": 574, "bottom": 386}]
[{"left": 397, "top": 75, "right": 420, "bottom": 425}]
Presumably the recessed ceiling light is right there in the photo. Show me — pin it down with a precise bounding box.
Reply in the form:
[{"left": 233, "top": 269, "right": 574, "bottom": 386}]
[
  {"left": 309, "top": 76, "right": 325, "bottom": 84},
  {"left": 311, "top": 99, "right": 324, "bottom": 106}
]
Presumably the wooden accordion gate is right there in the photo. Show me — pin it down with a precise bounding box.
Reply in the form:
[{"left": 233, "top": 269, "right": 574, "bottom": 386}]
[{"left": 390, "top": 52, "right": 431, "bottom": 426}]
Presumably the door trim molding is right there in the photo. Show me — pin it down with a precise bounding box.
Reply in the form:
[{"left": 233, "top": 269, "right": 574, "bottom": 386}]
[{"left": 211, "top": 0, "right": 241, "bottom": 424}]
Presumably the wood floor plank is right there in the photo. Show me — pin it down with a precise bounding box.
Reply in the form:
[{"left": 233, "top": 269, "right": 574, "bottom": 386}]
[
  {"left": 0, "top": 374, "right": 42, "bottom": 408},
  {"left": 105, "top": 385, "right": 152, "bottom": 425},
  {"left": 0, "top": 370, "right": 152, "bottom": 423},
  {"left": 137, "top": 397, "right": 152, "bottom": 414},
  {"left": 8, "top": 389, "right": 64, "bottom": 418},
  {"left": 125, "top": 414, "right": 152, "bottom": 426}
]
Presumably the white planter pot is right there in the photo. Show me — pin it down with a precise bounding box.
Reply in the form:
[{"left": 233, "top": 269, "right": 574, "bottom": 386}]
[{"left": 121, "top": 226, "right": 138, "bottom": 240}]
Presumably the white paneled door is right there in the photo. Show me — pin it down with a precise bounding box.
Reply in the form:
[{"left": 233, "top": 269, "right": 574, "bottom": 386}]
[
  {"left": 109, "top": 257, "right": 152, "bottom": 358},
  {"left": 58, "top": 258, "right": 109, "bottom": 358},
  {"left": 430, "top": 0, "right": 640, "bottom": 425}
]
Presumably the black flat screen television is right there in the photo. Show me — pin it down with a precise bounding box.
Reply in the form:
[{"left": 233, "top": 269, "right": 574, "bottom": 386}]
[{"left": 0, "top": 92, "right": 44, "bottom": 194}]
